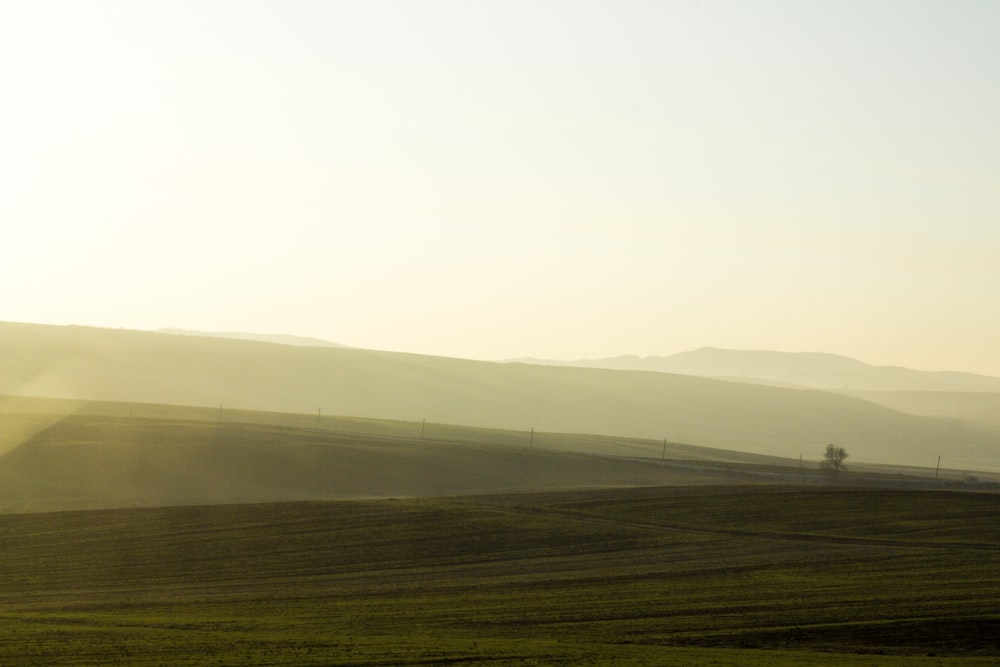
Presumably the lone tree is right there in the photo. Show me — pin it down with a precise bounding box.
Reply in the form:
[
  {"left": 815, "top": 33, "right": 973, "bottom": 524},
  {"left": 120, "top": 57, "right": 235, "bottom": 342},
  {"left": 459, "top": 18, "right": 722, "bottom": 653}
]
[{"left": 820, "top": 443, "right": 848, "bottom": 480}]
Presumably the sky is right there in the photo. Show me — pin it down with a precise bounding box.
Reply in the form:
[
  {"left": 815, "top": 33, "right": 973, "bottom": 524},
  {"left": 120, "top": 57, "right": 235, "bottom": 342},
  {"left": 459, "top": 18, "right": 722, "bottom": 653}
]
[{"left": 2, "top": 0, "right": 999, "bottom": 375}]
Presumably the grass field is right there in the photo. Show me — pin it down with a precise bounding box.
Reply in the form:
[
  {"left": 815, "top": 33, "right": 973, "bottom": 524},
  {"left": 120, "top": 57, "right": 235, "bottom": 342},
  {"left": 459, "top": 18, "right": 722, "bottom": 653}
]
[
  {"left": 0, "top": 415, "right": 779, "bottom": 514},
  {"left": 5, "top": 395, "right": 996, "bottom": 515},
  {"left": 1, "top": 486, "right": 997, "bottom": 665},
  {"left": 0, "top": 393, "right": 803, "bottom": 464}
]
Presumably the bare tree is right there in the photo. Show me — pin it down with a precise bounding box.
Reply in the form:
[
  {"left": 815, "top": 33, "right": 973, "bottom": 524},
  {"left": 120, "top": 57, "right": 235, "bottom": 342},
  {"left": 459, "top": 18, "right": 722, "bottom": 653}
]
[{"left": 820, "top": 443, "right": 848, "bottom": 480}]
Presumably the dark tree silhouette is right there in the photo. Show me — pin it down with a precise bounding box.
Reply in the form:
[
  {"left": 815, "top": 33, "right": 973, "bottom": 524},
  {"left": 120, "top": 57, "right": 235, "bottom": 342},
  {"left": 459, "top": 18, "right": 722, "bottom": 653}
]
[{"left": 820, "top": 443, "right": 848, "bottom": 480}]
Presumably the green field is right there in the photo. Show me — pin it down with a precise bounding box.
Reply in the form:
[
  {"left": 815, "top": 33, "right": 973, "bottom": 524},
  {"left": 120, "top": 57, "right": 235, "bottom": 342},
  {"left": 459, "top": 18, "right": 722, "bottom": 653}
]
[
  {"left": 1, "top": 486, "right": 997, "bottom": 665},
  {"left": 2, "top": 394, "right": 997, "bottom": 663},
  {"left": 6, "top": 399, "right": 993, "bottom": 514},
  {"left": 0, "top": 408, "right": 785, "bottom": 514}
]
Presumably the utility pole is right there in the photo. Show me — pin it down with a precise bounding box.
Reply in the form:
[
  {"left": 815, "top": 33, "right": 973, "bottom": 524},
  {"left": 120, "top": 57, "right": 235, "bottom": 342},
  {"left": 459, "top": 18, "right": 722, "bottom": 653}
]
[
  {"left": 662, "top": 438, "right": 667, "bottom": 460},
  {"left": 799, "top": 453, "right": 802, "bottom": 472},
  {"left": 530, "top": 427, "right": 534, "bottom": 448},
  {"left": 421, "top": 418, "right": 426, "bottom": 440},
  {"left": 936, "top": 455, "right": 941, "bottom": 480}
]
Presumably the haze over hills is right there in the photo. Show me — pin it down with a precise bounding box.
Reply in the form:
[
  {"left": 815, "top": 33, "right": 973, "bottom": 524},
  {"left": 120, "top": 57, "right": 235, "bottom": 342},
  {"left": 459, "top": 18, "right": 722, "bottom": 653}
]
[
  {"left": 510, "top": 348, "right": 1000, "bottom": 430},
  {"left": 836, "top": 389, "right": 1000, "bottom": 429},
  {"left": 0, "top": 404, "right": 780, "bottom": 513},
  {"left": 3, "top": 321, "right": 1000, "bottom": 471},
  {"left": 508, "top": 347, "right": 1000, "bottom": 392}
]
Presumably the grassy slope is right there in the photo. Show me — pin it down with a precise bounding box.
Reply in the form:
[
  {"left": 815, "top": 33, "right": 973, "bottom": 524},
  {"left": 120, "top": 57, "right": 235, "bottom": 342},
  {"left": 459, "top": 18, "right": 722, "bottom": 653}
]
[
  {"left": 0, "top": 395, "right": 803, "bottom": 465},
  {"left": 526, "top": 348, "right": 1000, "bottom": 392},
  {"left": 3, "top": 322, "right": 1000, "bottom": 469},
  {"left": 517, "top": 349, "right": 1000, "bottom": 432},
  {"left": 0, "top": 486, "right": 997, "bottom": 665},
  {"left": 521, "top": 349, "right": 1000, "bottom": 431},
  {"left": 1, "top": 404, "right": 787, "bottom": 513},
  {"left": 3, "top": 399, "right": 994, "bottom": 514}
]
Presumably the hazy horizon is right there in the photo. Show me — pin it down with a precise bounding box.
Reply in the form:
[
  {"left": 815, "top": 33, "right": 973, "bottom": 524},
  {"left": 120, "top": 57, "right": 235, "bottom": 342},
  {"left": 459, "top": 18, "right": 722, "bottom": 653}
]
[
  {"left": 7, "top": 319, "right": 1000, "bottom": 384},
  {"left": 4, "top": 1, "right": 999, "bottom": 376}
]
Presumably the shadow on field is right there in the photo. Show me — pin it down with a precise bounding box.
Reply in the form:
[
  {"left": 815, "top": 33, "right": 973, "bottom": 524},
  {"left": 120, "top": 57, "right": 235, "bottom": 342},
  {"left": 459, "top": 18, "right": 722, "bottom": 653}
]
[{"left": 694, "top": 618, "right": 1000, "bottom": 655}]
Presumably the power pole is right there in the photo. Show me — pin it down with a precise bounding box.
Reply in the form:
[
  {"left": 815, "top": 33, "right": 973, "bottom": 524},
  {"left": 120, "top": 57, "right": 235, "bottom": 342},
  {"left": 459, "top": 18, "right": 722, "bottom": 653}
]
[
  {"left": 530, "top": 427, "right": 534, "bottom": 448},
  {"left": 935, "top": 455, "right": 941, "bottom": 480},
  {"left": 662, "top": 438, "right": 667, "bottom": 460},
  {"left": 421, "top": 418, "right": 426, "bottom": 440}
]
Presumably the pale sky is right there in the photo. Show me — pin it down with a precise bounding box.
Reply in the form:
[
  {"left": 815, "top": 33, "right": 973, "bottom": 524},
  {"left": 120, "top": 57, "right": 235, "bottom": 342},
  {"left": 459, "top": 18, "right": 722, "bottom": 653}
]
[{"left": 2, "top": 1, "right": 999, "bottom": 374}]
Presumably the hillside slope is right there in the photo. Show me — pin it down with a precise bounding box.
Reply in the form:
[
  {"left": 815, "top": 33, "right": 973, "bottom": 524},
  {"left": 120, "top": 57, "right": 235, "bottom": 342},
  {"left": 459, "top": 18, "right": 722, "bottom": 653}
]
[
  {"left": 511, "top": 347, "right": 1000, "bottom": 392},
  {"left": 0, "top": 411, "right": 770, "bottom": 513},
  {"left": 512, "top": 347, "right": 1000, "bottom": 432},
  {"left": 3, "top": 322, "right": 999, "bottom": 469}
]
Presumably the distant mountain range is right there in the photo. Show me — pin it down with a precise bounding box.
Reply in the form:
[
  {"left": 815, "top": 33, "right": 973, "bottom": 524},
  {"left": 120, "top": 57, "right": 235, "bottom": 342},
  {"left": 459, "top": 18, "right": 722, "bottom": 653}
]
[
  {"left": 3, "top": 321, "right": 999, "bottom": 470},
  {"left": 506, "top": 348, "right": 1000, "bottom": 392}
]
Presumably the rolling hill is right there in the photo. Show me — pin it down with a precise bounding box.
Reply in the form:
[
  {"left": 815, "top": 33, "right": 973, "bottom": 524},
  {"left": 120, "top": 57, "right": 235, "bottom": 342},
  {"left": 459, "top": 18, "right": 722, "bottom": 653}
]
[
  {"left": 509, "top": 347, "right": 1000, "bottom": 392},
  {"left": 511, "top": 347, "right": 1000, "bottom": 430},
  {"left": 838, "top": 389, "right": 1000, "bottom": 429},
  {"left": 3, "top": 321, "right": 1000, "bottom": 470},
  {"left": 0, "top": 406, "right": 781, "bottom": 513}
]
